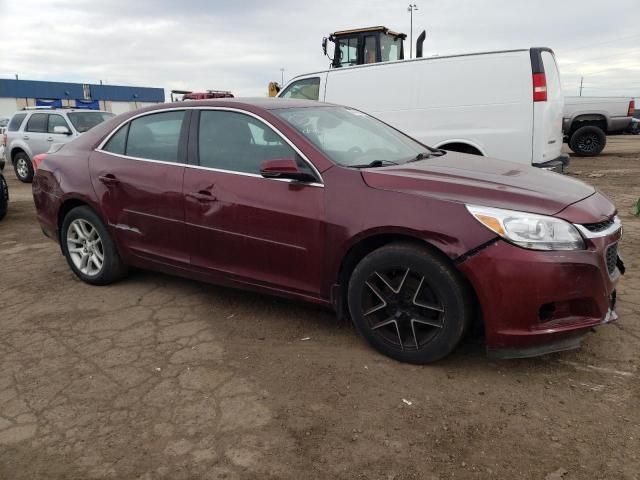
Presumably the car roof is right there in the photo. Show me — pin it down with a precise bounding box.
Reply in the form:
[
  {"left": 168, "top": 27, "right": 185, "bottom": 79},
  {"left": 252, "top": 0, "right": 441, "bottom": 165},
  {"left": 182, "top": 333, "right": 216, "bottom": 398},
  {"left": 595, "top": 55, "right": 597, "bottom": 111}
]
[{"left": 14, "top": 109, "right": 112, "bottom": 115}]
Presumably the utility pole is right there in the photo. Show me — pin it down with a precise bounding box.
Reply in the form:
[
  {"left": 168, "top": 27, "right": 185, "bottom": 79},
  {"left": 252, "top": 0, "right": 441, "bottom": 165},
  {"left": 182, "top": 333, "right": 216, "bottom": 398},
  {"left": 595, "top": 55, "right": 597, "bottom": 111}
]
[
  {"left": 280, "top": 68, "right": 285, "bottom": 86},
  {"left": 408, "top": 4, "right": 418, "bottom": 59},
  {"left": 579, "top": 76, "right": 583, "bottom": 96}
]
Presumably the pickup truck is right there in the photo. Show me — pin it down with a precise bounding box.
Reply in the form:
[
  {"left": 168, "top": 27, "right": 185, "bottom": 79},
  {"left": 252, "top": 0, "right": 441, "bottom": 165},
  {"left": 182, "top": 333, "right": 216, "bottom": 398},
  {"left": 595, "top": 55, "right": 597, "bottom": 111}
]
[{"left": 563, "top": 96, "right": 635, "bottom": 156}]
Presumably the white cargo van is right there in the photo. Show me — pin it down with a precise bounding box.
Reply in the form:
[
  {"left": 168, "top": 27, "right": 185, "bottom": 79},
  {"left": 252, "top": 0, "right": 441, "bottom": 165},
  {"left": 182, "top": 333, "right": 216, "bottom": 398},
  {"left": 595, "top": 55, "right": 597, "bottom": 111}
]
[{"left": 278, "top": 47, "right": 568, "bottom": 170}]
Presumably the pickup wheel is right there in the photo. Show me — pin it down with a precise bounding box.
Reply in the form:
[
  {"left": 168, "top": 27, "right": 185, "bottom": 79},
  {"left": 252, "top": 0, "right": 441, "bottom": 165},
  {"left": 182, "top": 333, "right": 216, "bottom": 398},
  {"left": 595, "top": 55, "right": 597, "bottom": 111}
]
[
  {"left": 569, "top": 125, "right": 606, "bottom": 157},
  {"left": 13, "top": 152, "right": 34, "bottom": 183},
  {"left": 347, "top": 243, "right": 472, "bottom": 364}
]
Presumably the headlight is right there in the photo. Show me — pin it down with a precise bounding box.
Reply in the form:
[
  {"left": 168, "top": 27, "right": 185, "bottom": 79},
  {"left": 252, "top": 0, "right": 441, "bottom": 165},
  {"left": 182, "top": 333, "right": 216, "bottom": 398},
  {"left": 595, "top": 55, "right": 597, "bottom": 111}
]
[{"left": 466, "top": 205, "right": 585, "bottom": 251}]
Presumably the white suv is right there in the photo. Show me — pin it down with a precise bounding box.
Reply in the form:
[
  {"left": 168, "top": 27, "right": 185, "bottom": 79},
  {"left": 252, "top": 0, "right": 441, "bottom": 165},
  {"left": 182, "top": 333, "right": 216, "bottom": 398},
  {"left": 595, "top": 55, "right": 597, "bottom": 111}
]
[{"left": 3, "top": 108, "right": 115, "bottom": 182}]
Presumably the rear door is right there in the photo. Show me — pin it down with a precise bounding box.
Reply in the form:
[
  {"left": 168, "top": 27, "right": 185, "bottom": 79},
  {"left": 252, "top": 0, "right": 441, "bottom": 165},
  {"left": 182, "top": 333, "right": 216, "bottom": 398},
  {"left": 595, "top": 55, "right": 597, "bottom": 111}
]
[
  {"left": 23, "top": 113, "right": 50, "bottom": 156},
  {"left": 91, "top": 109, "right": 190, "bottom": 265},
  {"left": 531, "top": 49, "right": 564, "bottom": 165},
  {"left": 183, "top": 108, "right": 325, "bottom": 295}
]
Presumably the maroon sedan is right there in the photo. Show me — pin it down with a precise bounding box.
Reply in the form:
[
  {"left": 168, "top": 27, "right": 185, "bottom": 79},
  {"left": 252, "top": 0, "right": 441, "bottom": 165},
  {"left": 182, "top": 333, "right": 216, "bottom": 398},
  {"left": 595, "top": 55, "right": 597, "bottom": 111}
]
[{"left": 32, "top": 98, "right": 624, "bottom": 363}]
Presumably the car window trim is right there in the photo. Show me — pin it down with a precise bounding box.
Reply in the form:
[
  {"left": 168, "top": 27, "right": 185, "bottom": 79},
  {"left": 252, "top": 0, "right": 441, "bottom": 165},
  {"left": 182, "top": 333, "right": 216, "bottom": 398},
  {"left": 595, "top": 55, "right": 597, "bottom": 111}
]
[
  {"left": 96, "top": 108, "right": 189, "bottom": 165},
  {"left": 193, "top": 107, "right": 324, "bottom": 186},
  {"left": 95, "top": 106, "right": 324, "bottom": 187}
]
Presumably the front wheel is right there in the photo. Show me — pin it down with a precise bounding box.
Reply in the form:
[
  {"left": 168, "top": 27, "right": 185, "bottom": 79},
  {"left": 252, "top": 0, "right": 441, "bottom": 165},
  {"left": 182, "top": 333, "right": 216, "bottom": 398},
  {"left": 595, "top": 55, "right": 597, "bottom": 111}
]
[
  {"left": 13, "top": 152, "right": 34, "bottom": 183},
  {"left": 347, "top": 243, "right": 472, "bottom": 364},
  {"left": 61, "top": 206, "right": 127, "bottom": 285},
  {"left": 569, "top": 125, "right": 606, "bottom": 157}
]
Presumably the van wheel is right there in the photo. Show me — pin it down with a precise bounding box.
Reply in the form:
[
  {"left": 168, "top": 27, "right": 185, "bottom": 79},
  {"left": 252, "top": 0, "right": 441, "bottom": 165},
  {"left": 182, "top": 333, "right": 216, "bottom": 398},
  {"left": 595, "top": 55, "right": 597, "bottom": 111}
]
[
  {"left": 61, "top": 206, "right": 128, "bottom": 285},
  {"left": 13, "top": 152, "right": 34, "bottom": 183},
  {"left": 347, "top": 243, "right": 472, "bottom": 364},
  {"left": 569, "top": 126, "right": 606, "bottom": 157},
  {"left": 0, "top": 174, "right": 8, "bottom": 220}
]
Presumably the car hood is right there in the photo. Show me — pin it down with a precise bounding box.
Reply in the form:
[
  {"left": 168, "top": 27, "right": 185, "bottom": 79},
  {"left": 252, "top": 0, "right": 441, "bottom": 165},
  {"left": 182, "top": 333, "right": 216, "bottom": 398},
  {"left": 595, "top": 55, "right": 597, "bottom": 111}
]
[{"left": 361, "top": 153, "right": 595, "bottom": 216}]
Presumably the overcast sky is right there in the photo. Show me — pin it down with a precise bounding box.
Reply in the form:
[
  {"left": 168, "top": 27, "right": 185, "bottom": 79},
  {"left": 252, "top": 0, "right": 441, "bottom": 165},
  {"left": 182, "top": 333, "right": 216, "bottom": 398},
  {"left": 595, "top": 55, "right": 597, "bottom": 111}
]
[{"left": 0, "top": 0, "right": 638, "bottom": 99}]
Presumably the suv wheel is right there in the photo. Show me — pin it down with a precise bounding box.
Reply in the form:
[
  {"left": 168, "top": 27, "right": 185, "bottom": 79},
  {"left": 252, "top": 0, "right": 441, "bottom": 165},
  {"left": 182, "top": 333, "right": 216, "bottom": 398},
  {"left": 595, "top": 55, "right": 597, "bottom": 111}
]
[
  {"left": 13, "top": 152, "right": 34, "bottom": 183},
  {"left": 569, "top": 126, "right": 606, "bottom": 157},
  {"left": 0, "top": 173, "right": 8, "bottom": 220},
  {"left": 61, "top": 206, "right": 128, "bottom": 285},
  {"left": 347, "top": 243, "right": 472, "bottom": 364}
]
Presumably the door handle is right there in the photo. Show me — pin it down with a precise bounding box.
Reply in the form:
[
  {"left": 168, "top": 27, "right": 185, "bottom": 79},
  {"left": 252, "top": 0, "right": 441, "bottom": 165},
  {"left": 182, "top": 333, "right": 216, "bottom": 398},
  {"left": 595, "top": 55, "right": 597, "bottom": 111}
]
[
  {"left": 187, "top": 190, "right": 216, "bottom": 202},
  {"left": 46, "top": 137, "right": 54, "bottom": 141},
  {"left": 98, "top": 174, "right": 119, "bottom": 186}
]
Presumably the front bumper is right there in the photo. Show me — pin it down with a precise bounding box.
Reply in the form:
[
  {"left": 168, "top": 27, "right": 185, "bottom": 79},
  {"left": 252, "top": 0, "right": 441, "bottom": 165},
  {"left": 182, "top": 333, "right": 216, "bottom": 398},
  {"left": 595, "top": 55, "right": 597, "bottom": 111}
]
[
  {"left": 458, "top": 229, "right": 622, "bottom": 358},
  {"left": 533, "top": 153, "right": 570, "bottom": 173}
]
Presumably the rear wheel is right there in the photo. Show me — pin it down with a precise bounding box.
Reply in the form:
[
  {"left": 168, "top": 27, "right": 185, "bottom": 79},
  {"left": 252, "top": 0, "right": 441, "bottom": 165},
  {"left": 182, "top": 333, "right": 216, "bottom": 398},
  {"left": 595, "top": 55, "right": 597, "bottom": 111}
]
[
  {"left": 13, "top": 152, "right": 34, "bottom": 183},
  {"left": 0, "top": 174, "right": 8, "bottom": 220},
  {"left": 569, "top": 125, "right": 606, "bottom": 157},
  {"left": 347, "top": 243, "right": 472, "bottom": 364},
  {"left": 61, "top": 206, "right": 127, "bottom": 285}
]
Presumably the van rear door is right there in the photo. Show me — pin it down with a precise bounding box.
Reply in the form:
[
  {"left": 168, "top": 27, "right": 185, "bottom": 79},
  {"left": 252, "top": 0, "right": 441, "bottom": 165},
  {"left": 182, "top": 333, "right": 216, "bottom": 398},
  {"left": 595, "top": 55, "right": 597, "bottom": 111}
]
[{"left": 531, "top": 48, "right": 566, "bottom": 168}]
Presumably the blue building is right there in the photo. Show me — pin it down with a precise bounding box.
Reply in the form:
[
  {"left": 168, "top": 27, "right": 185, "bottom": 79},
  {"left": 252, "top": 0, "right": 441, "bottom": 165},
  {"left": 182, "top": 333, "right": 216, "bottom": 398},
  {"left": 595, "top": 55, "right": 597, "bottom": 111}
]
[{"left": 0, "top": 79, "right": 165, "bottom": 117}]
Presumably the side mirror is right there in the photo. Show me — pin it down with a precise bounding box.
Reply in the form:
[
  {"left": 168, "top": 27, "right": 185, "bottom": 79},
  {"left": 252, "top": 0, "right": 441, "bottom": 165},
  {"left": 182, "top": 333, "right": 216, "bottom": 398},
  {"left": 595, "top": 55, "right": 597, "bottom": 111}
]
[
  {"left": 260, "top": 158, "right": 316, "bottom": 183},
  {"left": 53, "top": 125, "right": 71, "bottom": 135}
]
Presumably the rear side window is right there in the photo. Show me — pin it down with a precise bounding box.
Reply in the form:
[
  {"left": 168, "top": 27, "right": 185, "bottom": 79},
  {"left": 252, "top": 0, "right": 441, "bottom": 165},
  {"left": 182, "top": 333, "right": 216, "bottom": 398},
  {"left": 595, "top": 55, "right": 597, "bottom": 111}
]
[
  {"left": 26, "top": 113, "right": 48, "bottom": 133},
  {"left": 124, "top": 111, "right": 185, "bottom": 162},
  {"left": 103, "top": 124, "right": 129, "bottom": 155},
  {"left": 279, "top": 77, "right": 320, "bottom": 100},
  {"left": 8, "top": 113, "right": 27, "bottom": 132}
]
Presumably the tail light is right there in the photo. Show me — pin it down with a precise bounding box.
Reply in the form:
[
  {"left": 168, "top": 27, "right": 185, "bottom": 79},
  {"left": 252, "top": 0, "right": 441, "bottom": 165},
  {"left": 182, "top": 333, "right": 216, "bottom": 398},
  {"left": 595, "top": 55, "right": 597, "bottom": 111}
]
[
  {"left": 2, "top": 133, "right": 6, "bottom": 147},
  {"left": 628, "top": 100, "right": 635, "bottom": 117},
  {"left": 32, "top": 153, "right": 46, "bottom": 171},
  {"left": 533, "top": 73, "right": 547, "bottom": 102}
]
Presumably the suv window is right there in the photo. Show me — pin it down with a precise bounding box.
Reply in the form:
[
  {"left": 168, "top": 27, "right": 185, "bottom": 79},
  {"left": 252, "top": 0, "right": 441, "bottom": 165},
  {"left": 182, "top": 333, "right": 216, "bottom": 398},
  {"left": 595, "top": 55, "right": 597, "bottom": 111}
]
[
  {"left": 26, "top": 113, "right": 48, "bottom": 133},
  {"left": 125, "top": 111, "right": 185, "bottom": 162},
  {"left": 198, "top": 110, "right": 314, "bottom": 177},
  {"left": 48, "top": 114, "right": 69, "bottom": 133},
  {"left": 279, "top": 77, "right": 320, "bottom": 101},
  {"left": 8, "top": 113, "right": 27, "bottom": 132}
]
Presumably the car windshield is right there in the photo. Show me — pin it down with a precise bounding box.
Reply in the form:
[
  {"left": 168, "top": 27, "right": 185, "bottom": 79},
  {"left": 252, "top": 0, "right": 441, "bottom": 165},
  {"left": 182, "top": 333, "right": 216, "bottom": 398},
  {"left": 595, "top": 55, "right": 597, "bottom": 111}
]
[
  {"left": 67, "top": 111, "right": 115, "bottom": 133},
  {"left": 0, "top": 118, "right": 9, "bottom": 128},
  {"left": 273, "top": 106, "right": 432, "bottom": 167}
]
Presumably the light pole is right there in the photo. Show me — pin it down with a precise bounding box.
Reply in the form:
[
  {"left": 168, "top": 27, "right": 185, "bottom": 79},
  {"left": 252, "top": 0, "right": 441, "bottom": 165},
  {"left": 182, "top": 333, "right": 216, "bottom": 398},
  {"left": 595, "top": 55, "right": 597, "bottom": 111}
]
[
  {"left": 407, "top": 4, "right": 418, "bottom": 59},
  {"left": 280, "top": 68, "right": 285, "bottom": 85}
]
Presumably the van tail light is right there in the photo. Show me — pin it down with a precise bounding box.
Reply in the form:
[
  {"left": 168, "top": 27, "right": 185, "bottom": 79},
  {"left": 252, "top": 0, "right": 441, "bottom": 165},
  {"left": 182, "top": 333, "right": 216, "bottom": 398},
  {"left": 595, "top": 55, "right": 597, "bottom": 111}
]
[
  {"left": 628, "top": 100, "right": 635, "bottom": 117},
  {"left": 2, "top": 133, "right": 6, "bottom": 147},
  {"left": 32, "top": 154, "right": 46, "bottom": 172},
  {"left": 533, "top": 73, "right": 547, "bottom": 102}
]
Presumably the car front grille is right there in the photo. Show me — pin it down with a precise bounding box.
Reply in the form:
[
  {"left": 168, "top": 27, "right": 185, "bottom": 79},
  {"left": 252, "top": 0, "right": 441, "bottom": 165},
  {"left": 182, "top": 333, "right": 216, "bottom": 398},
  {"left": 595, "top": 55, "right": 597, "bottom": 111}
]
[
  {"left": 605, "top": 243, "right": 618, "bottom": 276},
  {"left": 583, "top": 218, "right": 615, "bottom": 233}
]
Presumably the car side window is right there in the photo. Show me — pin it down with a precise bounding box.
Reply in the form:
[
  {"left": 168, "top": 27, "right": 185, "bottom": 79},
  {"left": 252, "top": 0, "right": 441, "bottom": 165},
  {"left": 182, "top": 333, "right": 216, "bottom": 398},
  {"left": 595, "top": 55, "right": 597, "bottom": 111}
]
[
  {"left": 279, "top": 77, "right": 320, "bottom": 101},
  {"left": 48, "top": 114, "right": 69, "bottom": 133},
  {"left": 103, "top": 124, "right": 129, "bottom": 155},
  {"left": 26, "top": 113, "right": 48, "bottom": 133},
  {"left": 198, "top": 110, "right": 315, "bottom": 177},
  {"left": 8, "top": 113, "right": 27, "bottom": 131},
  {"left": 124, "top": 111, "right": 185, "bottom": 162}
]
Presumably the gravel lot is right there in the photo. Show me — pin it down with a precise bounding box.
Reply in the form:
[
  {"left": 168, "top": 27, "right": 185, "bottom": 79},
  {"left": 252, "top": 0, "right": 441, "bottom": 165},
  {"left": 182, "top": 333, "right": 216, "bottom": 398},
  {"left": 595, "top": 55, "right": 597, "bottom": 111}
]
[{"left": 1, "top": 136, "right": 639, "bottom": 480}]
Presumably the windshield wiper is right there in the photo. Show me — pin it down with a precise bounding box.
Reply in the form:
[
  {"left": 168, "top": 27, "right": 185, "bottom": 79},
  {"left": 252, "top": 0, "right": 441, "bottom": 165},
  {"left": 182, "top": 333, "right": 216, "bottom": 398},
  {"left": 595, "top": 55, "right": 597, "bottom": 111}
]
[
  {"left": 406, "top": 150, "right": 446, "bottom": 163},
  {"left": 350, "top": 159, "right": 399, "bottom": 168}
]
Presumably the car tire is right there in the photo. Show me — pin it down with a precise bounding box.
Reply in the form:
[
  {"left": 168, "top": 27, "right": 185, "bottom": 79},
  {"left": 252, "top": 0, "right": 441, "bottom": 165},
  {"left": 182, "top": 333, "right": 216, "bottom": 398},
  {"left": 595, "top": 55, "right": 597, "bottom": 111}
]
[
  {"left": 61, "top": 206, "right": 127, "bottom": 285},
  {"left": 347, "top": 243, "right": 472, "bottom": 364},
  {"left": 0, "top": 174, "right": 8, "bottom": 221},
  {"left": 13, "top": 152, "right": 34, "bottom": 183},
  {"left": 569, "top": 125, "right": 606, "bottom": 157}
]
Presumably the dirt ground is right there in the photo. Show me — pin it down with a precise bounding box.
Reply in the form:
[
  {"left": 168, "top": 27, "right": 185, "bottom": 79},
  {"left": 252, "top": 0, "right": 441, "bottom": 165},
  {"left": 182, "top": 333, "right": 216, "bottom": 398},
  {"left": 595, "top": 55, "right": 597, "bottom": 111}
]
[{"left": 0, "top": 136, "right": 639, "bottom": 480}]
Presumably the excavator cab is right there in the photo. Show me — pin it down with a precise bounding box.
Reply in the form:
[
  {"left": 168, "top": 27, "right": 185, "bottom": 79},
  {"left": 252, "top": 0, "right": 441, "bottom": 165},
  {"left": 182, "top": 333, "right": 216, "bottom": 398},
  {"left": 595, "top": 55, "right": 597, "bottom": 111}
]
[{"left": 323, "top": 26, "right": 407, "bottom": 68}]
